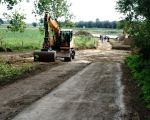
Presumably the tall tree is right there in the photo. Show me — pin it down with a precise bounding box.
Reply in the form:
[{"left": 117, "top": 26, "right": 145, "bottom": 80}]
[
  {"left": 34, "top": 0, "right": 72, "bottom": 21},
  {"left": 0, "top": 0, "right": 21, "bottom": 9},
  {"left": 116, "top": 0, "right": 150, "bottom": 20},
  {"left": 116, "top": 0, "right": 150, "bottom": 59},
  {"left": 4, "top": 11, "right": 26, "bottom": 32}
]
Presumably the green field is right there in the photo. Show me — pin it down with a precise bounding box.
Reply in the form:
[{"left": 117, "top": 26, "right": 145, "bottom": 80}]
[
  {"left": 0, "top": 25, "right": 122, "bottom": 51},
  {"left": 0, "top": 26, "right": 44, "bottom": 51}
]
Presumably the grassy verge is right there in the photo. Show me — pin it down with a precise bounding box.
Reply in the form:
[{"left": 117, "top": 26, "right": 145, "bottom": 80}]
[
  {"left": 0, "top": 60, "right": 37, "bottom": 85},
  {"left": 124, "top": 55, "right": 150, "bottom": 110},
  {"left": 74, "top": 35, "right": 98, "bottom": 49}
]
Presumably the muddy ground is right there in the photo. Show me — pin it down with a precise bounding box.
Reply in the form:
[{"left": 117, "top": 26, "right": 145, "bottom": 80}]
[{"left": 0, "top": 41, "right": 149, "bottom": 120}]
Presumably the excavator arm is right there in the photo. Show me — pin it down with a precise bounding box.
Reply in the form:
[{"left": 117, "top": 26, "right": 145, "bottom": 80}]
[
  {"left": 43, "top": 12, "right": 60, "bottom": 49},
  {"left": 48, "top": 18, "right": 60, "bottom": 34}
]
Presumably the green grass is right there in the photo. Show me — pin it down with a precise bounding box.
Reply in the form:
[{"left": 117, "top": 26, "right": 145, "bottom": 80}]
[
  {"left": 74, "top": 35, "right": 98, "bottom": 49},
  {"left": 0, "top": 61, "right": 36, "bottom": 85},
  {"left": 0, "top": 25, "right": 122, "bottom": 51},
  {"left": 0, "top": 26, "right": 43, "bottom": 51},
  {"left": 125, "top": 55, "right": 150, "bottom": 110}
]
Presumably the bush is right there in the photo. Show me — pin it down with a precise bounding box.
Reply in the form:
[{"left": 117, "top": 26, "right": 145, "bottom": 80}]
[
  {"left": 125, "top": 55, "right": 150, "bottom": 108},
  {"left": 129, "top": 21, "right": 150, "bottom": 59},
  {"left": 32, "top": 22, "right": 37, "bottom": 27}
]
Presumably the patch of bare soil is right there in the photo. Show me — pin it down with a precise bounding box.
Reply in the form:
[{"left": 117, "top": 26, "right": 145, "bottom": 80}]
[
  {"left": 0, "top": 61, "right": 89, "bottom": 120},
  {"left": 0, "top": 42, "right": 149, "bottom": 120},
  {"left": 0, "top": 51, "right": 90, "bottom": 120},
  {"left": 112, "top": 45, "right": 131, "bottom": 50},
  {"left": 0, "top": 51, "right": 62, "bottom": 87},
  {"left": 122, "top": 64, "right": 150, "bottom": 120}
]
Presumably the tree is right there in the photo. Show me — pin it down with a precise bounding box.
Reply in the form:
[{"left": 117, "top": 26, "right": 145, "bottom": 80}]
[
  {"left": 116, "top": 0, "right": 150, "bottom": 21},
  {"left": 4, "top": 11, "right": 26, "bottom": 33},
  {"left": 0, "top": 18, "right": 4, "bottom": 25},
  {"left": 110, "top": 21, "right": 117, "bottom": 29},
  {"left": 0, "top": 0, "right": 22, "bottom": 9},
  {"left": 116, "top": 0, "right": 150, "bottom": 59},
  {"left": 32, "top": 22, "right": 37, "bottom": 27},
  {"left": 75, "top": 21, "right": 117, "bottom": 29},
  {"left": 39, "top": 18, "right": 44, "bottom": 24},
  {"left": 34, "top": 0, "right": 72, "bottom": 21},
  {"left": 60, "top": 20, "right": 75, "bottom": 28}
]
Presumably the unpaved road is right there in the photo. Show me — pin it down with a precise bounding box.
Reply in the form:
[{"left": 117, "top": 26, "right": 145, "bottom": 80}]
[
  {"left": 0, "top": 62, "right": 88, "bottom": 120},
  {"left": 13, "top": 62, "right": 125, "bottom": 120},
  {"left": 0, "top": 41, "right": 137, "bottom": 120}
]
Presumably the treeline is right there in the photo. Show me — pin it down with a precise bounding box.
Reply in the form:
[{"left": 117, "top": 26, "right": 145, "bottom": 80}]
[
  {"left": 75, "top": 20, "right": 117, "bottom": 28},
  {"left": 1, "top": 17, "right": 119, "bottom": 29}
]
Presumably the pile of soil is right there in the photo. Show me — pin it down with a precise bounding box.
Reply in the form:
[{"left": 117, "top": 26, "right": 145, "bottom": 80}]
[
  {"left": 74, "top": 30, "right": 93, "bottom": 37},
  {"left": 109, "top": 39, "right": 131, "bottom": 50},
  {"left": 112, "top": 45, "right": 131, "bottom": 50}
]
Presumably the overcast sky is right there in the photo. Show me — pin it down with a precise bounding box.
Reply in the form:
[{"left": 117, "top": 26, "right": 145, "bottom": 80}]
[
  {"left": 0, "top": 0, "right": 122, "bottom": 23},
  {"left": 69, "top": 0, "right": 121, "bottom": 21}
]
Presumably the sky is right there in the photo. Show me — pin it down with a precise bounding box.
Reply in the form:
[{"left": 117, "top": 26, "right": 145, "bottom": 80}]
[
  {"left": 69, "top": 0, "right": 121, "bottom": 22},
  {"left": 0, "top": 0, "right": 122, "bottom": 23}
]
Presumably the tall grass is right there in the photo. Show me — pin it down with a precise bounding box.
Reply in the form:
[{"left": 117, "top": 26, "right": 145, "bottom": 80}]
[{"left": 74, "top": 36, "right": 98, "bottom": 49}]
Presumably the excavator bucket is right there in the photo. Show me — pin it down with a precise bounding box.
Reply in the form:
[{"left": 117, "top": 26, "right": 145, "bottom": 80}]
[{"left": 34, "top": 50, "right": 56, "bottom": 62}]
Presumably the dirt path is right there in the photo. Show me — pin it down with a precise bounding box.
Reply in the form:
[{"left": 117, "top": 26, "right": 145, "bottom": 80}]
[
  {"left": 0, "top": 41, "right": 138, "bottom": 120},
  {"left": 0, "top": 62, "right": 89, "bottom": 120},
  {"left": 12, "top": 62, "right": 125, "bottom": 120}
]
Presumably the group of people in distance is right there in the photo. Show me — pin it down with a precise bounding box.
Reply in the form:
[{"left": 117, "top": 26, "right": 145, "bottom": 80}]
[{"left": 99, "top": 35, "right": 110, "bottom": 42}]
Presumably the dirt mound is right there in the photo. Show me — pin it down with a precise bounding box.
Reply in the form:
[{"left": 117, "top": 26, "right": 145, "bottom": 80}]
[
  {"left": 74, "top": 30, "right": 93, "bottom": 37},
  {"left": 112, "top": 45, "right": 131, "bottom": 50}
]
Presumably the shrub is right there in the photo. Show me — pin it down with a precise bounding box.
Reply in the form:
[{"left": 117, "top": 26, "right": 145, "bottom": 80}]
[{"left": 125, "top": 55, "right": 150, "bottom": 108}]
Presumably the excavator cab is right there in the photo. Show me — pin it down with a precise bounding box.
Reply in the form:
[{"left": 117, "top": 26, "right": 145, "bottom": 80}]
[
  {"left": 54, "top": 29, "right": 75, "bottom": 61},
  {"left": 59, "top": 30, "right": 73, "bottom": 49}
]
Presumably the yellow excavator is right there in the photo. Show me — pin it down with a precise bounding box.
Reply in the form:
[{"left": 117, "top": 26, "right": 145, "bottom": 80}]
[{"left": 34, "top": 12, "right": 75, "bottom": 62}]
